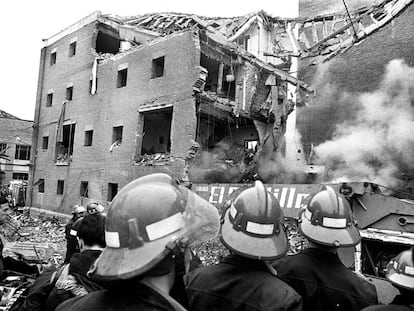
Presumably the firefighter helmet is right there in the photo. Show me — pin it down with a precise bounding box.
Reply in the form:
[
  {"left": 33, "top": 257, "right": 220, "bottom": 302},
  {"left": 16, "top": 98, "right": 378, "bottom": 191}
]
[
  {"left": 386, "top": 248, "right": 414, "bottom": 290},
  {"left": 220, "top": 180, "right": 288, "bottom": 260},
  {"left": 89, "top": 173, "right": 219, "bottom": 281},
  {"left": 72, "top": 204, "right": 86, "bottom": 215},
  {"left": 86, "top": 202, "right": 104, "bottom": 215},
  {"left": 298, "top": 186, "right": 360, "bottom": 247}
]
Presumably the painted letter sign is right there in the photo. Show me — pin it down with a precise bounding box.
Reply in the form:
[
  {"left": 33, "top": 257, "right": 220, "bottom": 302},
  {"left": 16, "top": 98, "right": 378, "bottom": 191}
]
[{"left": 193, "top": 183, "right": 327, "bottom": 218}]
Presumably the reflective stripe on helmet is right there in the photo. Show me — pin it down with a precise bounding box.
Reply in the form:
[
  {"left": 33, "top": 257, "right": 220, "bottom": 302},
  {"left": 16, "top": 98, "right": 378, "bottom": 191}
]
[
  {"left": 70, "top": 229, "right": 77, "bottom": 236},
  {"left": 246, "top": 221, "right": 274, "bottom": 235},
  {"left": 230, "top": 204, "right": 237, "bottom": 219},
  {"left": 230, "top": 203, "right": 275, "bottom": 236},
  {"left": 305, "top": 209, "right": 347, "bottom": 228},
  {"left": 405, "top": 266, "right": 414, "bottom": 275},
  {"left": 322, "top": 216, "right": 347, "bottom": 228},
  {"left": 106, "top": 231, "right": 120, "bottom": 248},
  {"left": 146, "top": 212, "right": 183, "bottom": 241}
]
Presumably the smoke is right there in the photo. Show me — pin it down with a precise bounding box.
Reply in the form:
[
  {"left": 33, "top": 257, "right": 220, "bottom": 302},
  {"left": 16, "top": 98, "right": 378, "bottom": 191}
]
[
  {"left": 313, "top": 59, "right": 414, "bottom": 186},
  {"left": 187, "top": 140, "right": 250, "bottom": 183},
  {"left": 257, "top": 149, "right": 308, "bottom": 184}
]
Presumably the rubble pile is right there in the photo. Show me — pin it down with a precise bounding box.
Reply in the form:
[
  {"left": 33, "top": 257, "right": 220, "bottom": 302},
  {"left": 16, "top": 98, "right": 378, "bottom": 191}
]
[
  {"left": 193, "top": 218, "right": 308, "bottom": 265},
  {"left": 0, "top": 210, "right": 307, "bottom": 269},
  {"left": 135, "top": 153, "right": 172, "bottom": 166},
  {"left": 1, "top": 211, "right": 67, "bottom": 268}
]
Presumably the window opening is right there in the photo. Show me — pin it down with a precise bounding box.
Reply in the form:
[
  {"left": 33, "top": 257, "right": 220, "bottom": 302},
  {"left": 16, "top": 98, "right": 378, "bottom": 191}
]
[
  {"left": 200, "top": 54, "right": 235, "bottom": 100},
  {"left": 15, "top": 145, "right": 31, "bottom": 160},
  {"left": 244, "top": 140, "right": 258, "bottom": 151},
  {"left": 46, "top": 93, "right": 53, "bottom": 107},
  {"left": 112, "top": 126, "right": 123, "bottom": 144},
  {"left": 57, "top": 180, "right": 64, "bottom": 195},
  {"left": 56, "top": 123, "right": 75, "bottom": 162},
  {"left": 84, "top": 130, "right": 93, "bottom": 146},
  {"left": 50, "top": 51, "right": 57, "bottom": 66},
  {"left": 107, "top": 183, "right": 118, "bottom": 201},
  {"left": 66, "top": 86, "right": 73, "bottom": 101},
  {"left": 12, "top": 173, "right": 28, "bottom": 180},
  {"left": 80, "top": 181, "right": 89, "bottom": 197},
  {"left": 42, "top": 136, "right": 49, "bottom": 150},
  {"left": 141, "top": 108, "right": 172, "bottom": 155},
  {"left": 117, "top": 69, "right": 127, "bottom": 88},
  {"left": 151, "top": 56, "right": 165, "bottom": 78},
  {"left": 0, "top": 143, "right": 7, "bottom": 153},
  {"left": 38, "top": 179, "right": 45, "bottom": 193},
  {"left": 69, "top": 41, "right": 77, "bottom": 57},
  {"left": 95, "top": 31, "right": 120, "bottom": 54}
]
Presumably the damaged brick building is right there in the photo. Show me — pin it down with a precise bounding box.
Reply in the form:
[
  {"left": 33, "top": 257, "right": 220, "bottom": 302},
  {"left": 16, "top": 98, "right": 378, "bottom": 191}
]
[{"left": 30, "top": 11, "right": 311, "bottom": 212}]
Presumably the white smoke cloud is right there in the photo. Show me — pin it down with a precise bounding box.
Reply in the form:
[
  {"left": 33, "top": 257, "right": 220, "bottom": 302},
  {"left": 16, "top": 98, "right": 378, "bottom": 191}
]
[{"left": 314, "top": 59, "right": 414, "bottom": 187}]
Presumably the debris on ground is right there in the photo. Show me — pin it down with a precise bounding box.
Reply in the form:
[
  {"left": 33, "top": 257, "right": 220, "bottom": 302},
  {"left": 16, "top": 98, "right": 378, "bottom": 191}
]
[{"left": 1, "top": 210, "right": 67, "bottom": 269}]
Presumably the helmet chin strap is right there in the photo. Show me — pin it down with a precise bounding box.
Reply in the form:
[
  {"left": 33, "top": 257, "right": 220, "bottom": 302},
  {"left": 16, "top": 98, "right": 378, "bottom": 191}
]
[{"left": 264, "top": 262, "right": 278, "bottom": 277}]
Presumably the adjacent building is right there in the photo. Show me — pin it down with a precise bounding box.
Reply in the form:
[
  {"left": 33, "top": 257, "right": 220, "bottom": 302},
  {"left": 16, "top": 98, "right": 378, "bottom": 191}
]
[{"left": 0, "top": 110, "right": 33, "bottom": 187}]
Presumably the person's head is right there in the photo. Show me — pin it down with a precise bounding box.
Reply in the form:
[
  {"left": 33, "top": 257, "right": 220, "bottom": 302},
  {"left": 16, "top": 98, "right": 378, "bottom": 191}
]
[
  {"left": 0, "top": 196, "right": 9, "bottom": 225},
  {"left": 72, "top": 204, "right": 86, "bottom": 218},
  {"left": 87, "top": 202, "right": 105, "bottom": 215},
  {"left": 298, "top": 186, "right": 360, "bottom": 248},
  {"left": 386, "top": 248, "right": 414, "bottom": 293},
  {"left": 88, "top": 173, "right": 220, "bottom": 283},
  {"left": 77, "top": 214, "right": 106, "bottom": 250},
  {"left": 220, "top": 180, "right": 288, "bottom": 260}
]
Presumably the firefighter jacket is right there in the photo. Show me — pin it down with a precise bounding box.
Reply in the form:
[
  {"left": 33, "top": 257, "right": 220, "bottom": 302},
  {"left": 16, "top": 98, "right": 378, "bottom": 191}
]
[
  {"left": 45, "top": 249, "right": 103, "bottom": 310},
  {"left": 186, "top": 254, "right": 303, "bottom": 311},
  {"left": 55, "top": 281, "right": 185, "bottom": 311},
  {"left": 274, "top": 247, "right": 378, "bottom": 311},
  {"left": 361, "top": 294, "right": 414, "bottom": 311},
  {"left": 64, "top": 217, "right": 80, "bottom": 264}
]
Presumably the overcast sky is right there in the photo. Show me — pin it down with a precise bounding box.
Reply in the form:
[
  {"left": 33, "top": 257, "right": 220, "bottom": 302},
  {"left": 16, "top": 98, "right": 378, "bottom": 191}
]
[{"left": 0, "top": 0, "right": 297, "bottom": 120}]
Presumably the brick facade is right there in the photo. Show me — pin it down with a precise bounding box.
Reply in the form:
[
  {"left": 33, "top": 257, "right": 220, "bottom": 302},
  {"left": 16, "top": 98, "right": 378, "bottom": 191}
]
[{"left": 31, "top": 23, "right": 202, "bottom": 212}]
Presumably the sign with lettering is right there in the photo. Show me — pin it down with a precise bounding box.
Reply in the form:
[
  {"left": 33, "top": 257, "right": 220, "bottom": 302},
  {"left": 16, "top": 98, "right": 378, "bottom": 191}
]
[{"left": 194, "top": 183, "right": 330, "bottom": 218}]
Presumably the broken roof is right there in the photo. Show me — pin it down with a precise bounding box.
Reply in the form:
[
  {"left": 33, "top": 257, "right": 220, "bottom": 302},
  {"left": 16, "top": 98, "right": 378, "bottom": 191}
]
[
  {"left": 0, "top": 109, "right": 27, "bottom": 121},
  {"left": 115, "top": 10, "right": 286, "bottom": 38},
  {"left": 99, "top": 11, "right": 312, "bottom": 93}
]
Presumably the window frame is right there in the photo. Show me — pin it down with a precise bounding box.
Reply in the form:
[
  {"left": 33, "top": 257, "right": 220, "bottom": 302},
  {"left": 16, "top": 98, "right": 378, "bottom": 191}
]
[{"left": 14, "top": 144, "right": 31, "bottom": 160}]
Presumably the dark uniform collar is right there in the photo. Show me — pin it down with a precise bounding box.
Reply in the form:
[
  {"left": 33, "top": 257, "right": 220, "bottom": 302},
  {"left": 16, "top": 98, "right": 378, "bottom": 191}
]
[
  {"left": 301, "top": 247, "right": 342, "bottom": 264},
  {"left": 222, "top": 254, "right": 270, "bottom": 271}
]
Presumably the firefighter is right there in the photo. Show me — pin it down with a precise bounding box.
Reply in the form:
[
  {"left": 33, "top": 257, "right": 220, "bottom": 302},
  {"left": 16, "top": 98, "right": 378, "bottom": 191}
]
[
  {"left": 274, "top": 186, "right": 378, "bottom": 311},
  {"left": 86, "top": 202, "right": 104, "bottom": 215},
  {"left": 45, "top": 213, "right": 106, "bottom": 310},
  {"left": 186, "top": 181, "right": 303, "bottom": 311},
  {"left": 362, "top": 248, "right": 414, "bottom": 310},
  {"left": 64, "top": 204, "right": 86, "bottom": 264},
  {"left": 55, "top": 173, "right": 220, "bottom": 311}
]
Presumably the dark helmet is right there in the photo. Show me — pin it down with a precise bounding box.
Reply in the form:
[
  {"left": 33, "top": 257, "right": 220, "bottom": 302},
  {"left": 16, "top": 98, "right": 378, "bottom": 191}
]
[
  {"left": 298, "top": 186, "right": 360, "bottom": 247},
  {"left": 220, "top": 180, "right": 288, "bottom": 260},
  {"left": 386, "top": 248, "right": 414, "bottom": 290},
  {"left": 89, "top": 173, "right": 219, "bottom": 281}
]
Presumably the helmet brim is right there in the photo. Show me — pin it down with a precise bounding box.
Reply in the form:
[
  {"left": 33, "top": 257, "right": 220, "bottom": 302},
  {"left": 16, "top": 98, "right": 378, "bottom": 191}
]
[
  {"left": 299, "top": 216, "right": 360, "bottom": 247},
  {"left": 387, "top": 270, "right": 414, "bottom": 290},
  {"left": 90, "top": 231, "right": 178, "bottom": 282},
  {"left": 220, "top": 210, "right": 289, "bottom": 260}
]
